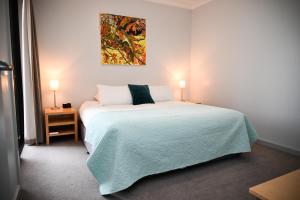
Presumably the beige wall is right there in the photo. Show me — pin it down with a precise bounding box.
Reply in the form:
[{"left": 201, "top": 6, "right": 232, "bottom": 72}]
[
  {"left": 190, "top": 0, "right": 300, "bottom": 151},
  {"left": 33, "top": 0, "right": 300, "bottom": 151},
  {"left": 33, "top": 0, "right": 191, "bottom": 108}
]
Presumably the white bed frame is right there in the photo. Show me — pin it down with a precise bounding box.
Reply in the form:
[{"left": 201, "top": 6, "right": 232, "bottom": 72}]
[{"left": 80, "top": 120, "right": 93, "bottom": 154}]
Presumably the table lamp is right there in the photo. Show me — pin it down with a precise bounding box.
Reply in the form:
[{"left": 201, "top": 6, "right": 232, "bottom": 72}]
[
  {"left": 50, "top": 80, "right": 59, "bottom": 109},
  {"left": 179, "top": 80, "right": 186, "bottom": 101}
]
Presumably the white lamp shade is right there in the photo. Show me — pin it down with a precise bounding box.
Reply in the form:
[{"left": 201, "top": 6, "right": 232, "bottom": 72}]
[
  {"left": 179, "top": 80, "right": 186, "bottom": 89},
  {"left": 50, "top": 80, "right": 59, "bottom": 91}
]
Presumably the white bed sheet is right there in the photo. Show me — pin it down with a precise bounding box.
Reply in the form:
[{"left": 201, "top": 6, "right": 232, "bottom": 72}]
[{"left": 79, "top": 100, "right": 193, "bottom": 127}]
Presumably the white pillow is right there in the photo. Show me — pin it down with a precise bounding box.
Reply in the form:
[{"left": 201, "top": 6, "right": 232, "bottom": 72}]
[
  {"left": 149, "top": 85, "right": 174, "bottom": 102},
  {"left": 96, "top": 84, "right": 132, "bottom": 105}
]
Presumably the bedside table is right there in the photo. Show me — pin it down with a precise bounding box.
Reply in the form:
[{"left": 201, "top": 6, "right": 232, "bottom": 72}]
[
  {"left": 194, "top": 102, "right": 202, "bottom": 104},
  {"left": 185, "top": 100, "right": 202, "bottom": 104},
  {"left": 44, "top": 108, "right": 78, "bottom": 145}
]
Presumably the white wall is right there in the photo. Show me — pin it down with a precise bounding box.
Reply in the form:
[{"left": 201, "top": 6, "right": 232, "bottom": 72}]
[
  {"left": 33, "top": 0, "right": 191, "bottom": 108},
  {"left": 190, "top": 0, "right": 300, "bottom": 151},
  {"left": 33, "top": 0, "right": 300, "bottom": 151}
]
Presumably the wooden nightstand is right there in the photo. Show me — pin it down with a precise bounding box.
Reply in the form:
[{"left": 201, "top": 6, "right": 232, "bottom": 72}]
[
  {"left": 44, "top": 107, "right": 78, "bottom": 145},
  {"left": 185, "top": 100, "right": 202, "bottom": 104},
  {"left": 193, "top": 102, "right": 202, "bottom": 104}
]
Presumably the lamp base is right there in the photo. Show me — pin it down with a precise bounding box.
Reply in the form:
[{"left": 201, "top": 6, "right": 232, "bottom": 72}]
[{"left": 51, "top": 106, "right": 60, "bottom": 110}]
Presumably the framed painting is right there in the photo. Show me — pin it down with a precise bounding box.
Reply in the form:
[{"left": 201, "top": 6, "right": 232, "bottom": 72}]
[{"left": 100, "top": 14, "right": 146, "bottom": 65}]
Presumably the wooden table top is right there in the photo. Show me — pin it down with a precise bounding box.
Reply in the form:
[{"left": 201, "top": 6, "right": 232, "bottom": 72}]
[
  {"left": 45, "top": 107, "right": 76, "bottom": 115},
  {"left": 249, "top": 169, "right": 300, "bottom": 200}
]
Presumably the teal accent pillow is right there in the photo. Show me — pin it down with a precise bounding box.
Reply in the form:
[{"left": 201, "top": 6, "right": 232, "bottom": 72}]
[{"left": 128, "top": 84, "right": 155, "bottom": 105}]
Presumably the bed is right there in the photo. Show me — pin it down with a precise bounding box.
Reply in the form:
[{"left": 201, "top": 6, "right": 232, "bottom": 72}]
[{"left": 79, "top": 100, "right": 257, "bottom": 195}]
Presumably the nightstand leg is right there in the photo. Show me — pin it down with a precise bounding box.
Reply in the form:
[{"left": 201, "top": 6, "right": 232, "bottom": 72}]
[
  {"left": 74, "top": 134, "right": 78, "bottom": 143},
  {"left": 46, "top": 136, "right": 50, "bottom": 145},
  {"left": 45, "top": 114, "right": 50, "bottom": 145},
  {"left": 74, "top": 112, "right": 78, "bottom": 143}
]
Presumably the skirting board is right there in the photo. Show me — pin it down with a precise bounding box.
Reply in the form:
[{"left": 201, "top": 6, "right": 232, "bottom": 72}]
[
  {"left": 257, "top": 139, "right": 300, "bottom": 157},
  {"left": 13, "top": 185, "right": 21, "bottom": 200},
  {"left": 25, "top": 138, "right": 36, "bottom": 145}
]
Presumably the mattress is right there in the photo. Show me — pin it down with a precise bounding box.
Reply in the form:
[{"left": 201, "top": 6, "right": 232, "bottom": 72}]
[
  {"left": 79, "top": 100, "right": 257, "bottom": 195},
  {"left": 79, "top": 100, "right": 192, "bottom": 127},
  {"left": 79, "top": 101, "right": 188, "bottom": 153}
]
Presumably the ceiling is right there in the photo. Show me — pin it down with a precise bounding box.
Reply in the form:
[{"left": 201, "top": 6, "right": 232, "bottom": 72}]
[{"left": 144, "top": 0, "right": 213, "bottom": 9}]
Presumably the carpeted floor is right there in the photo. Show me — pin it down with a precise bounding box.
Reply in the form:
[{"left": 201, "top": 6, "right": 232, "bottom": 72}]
[{"left": 21, "top": 138, "right": 300, "bottom": 200}]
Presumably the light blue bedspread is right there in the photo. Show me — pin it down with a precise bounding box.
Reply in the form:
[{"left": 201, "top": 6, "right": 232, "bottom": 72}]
[{"left": 85, "top": 103, "right": 257, "bottom": 195}]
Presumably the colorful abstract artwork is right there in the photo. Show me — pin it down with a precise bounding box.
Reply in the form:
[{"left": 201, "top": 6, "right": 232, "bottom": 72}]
[{"left": 100, "top": 14, "right": 146, "bottom": 65}]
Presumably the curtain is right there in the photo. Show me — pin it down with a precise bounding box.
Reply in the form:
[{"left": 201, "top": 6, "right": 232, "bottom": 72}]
[
  {"left": 9, "top": 0, "right": 25, "bottom": 153},
  {"left": 21, "top": 0, "right": 44, "bottom": 144}
]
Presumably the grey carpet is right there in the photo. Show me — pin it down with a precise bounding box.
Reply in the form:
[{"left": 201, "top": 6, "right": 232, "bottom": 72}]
[{"left": 21, "top": 138, "right": 300, "bottom": 200}]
